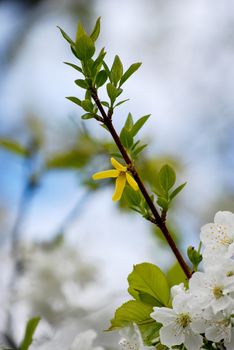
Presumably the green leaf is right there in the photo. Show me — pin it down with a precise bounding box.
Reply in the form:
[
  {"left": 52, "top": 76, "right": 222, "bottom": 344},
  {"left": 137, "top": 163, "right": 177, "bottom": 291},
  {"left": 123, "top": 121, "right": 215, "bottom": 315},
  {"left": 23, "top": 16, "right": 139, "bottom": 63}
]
[
  {"left": 114, "top": 99, "right": 130, "bottom": 108},
  {"left": 132, "top": 144, "right": 148, "bottom": 158},
  {"left": 128, "top": 263, "right": 170, "bottom": 306},
  {"left": 124, "top": 113, "right": 134, "bottom": 131},
  {"left": 103, "top": 61, "right": 111, "bottom": 80},
  {"left": 64, "top": 62, "right": 83, "bottom": 73},
  {"left": 90, "top": 17, "right": 101, "bottom": 42},
  {"left": 95, "top": 70, "right": 108, "bottom": 88},
  {"left": 157, "top": 196, "right": 168, "bottom": 210},
  {"left": 138, "top": 321, "right": 161, "bottom": 347},
  {"left": 167, "top": 261, "right": 188, "bottom": 288},
  {"left": 120, "top": 62, "right": 142, "bottom": 86},
  {"left": 123, "top": 186, "right": 142, "bottom": 207},
  {"left": 120, "top": 128, "right": 134, "bottom": 149},
  {"left": 75, "top": 79, "right": 89, "bottom": 89},
  {"left": 106, "top": 83, "right": 118, "bottom": 104},
  {"left": 169, "top": 182, "right": 187, "bottom": 200},
  {"left": 91, "top": 48, "right": 106, "bottom": 76},
  {"left": 75, "top": 34, "right": 95, "bottom": 61},
  {"left": 158, "top": 164, "right": 176, "bottom": 192},
  {"left": 57, "top": 26, "right": 74, "bottom": 45},
  {"left": 109, "top": 300, "right": 153, "bottom": 330},
  {"left": 20, "top": 317, "right": 40, "bottom": 350},
  {"left": 132, "top": 115, "right": 150, "bottom": 137},
  {"left": 81, "top": 99, "right": 93, "bottom": 112},
  {"left": 111, "top": 55, "right": 123, "bottom": 86},
  {"left": 81, "top": 113, "right": 95, "bottom": 120},
  {"left": 0, "top": 139, "right": 28, "bottom": 157},
  {"left": 46, "top": 149, "right": 91, "bottom": 169},
  {"left": 76, "top": 22, "right": 86, "bottom": 41},
  {"left": 66, "top": 96, "right": 82, "bottom": 107},
  {"left": 101, "top": 101, "right": 109, "bottom": 108}
]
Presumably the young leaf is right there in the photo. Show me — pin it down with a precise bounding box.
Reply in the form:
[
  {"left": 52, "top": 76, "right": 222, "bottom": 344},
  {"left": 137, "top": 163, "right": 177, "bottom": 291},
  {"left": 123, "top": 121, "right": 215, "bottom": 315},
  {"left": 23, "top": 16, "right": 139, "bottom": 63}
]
[
  {"left": 76, "top": 22, "right": 86, "bottom": 41},
  {"left": 0, "top": 139, "right": 28, "bottom": 157},
  {"left": 64, "top": 62, "right": 83, "bottom": 73},
  {"left": 81, "top": 99, "right": 93, "bottom": 112},
  {"left": 81, "top": 113, "right": 95, "bottom": 120},
  {"left": 124, "top": 113, "right": 134, "bottom": 131},
  {"left": 75, "top": 79, "right": 89, "bottom": 89},
  {"left": 103, "top": 61, "right": 111, "bottom": 81},
  {"left": 57, "top": 27, "right": 74, "bottom": 45},
  {"left": 132, "top": 115, "right": 150, "bottom": 136},
  {"left": 157, "top": 196, "right": 168, "bottom": 211},
  {"left": 66, "top": 96, "right": 82, "bottom": 107},
  {"left": 120, "top": 128, "right": 134, "bottom": 149},
  {"left": 95, "top": 70, "right": 108, "bottom": 88},
  {"left": 120, "top": 62, "right": 142, "bottom": 86},
  {"left": 111, "top": 55, "right": 123, "bottom": 86},
  {"left": 106, "top": 83, "right": 118, "bottom": 104},
  {"left": 114, "top": 99, "right": 130, "bottom": 108},
  {"left": 132, "top": 144, "right": 148, "bottom": 158},
  {"left": 91, "top": 48, "right": 106, "bottom": 76},
  {"left": 90, "top": 17, "right": 101, "bottom": 42},
  {"left": 128, "top": 263, "right": 170, "bottom": 306},
  {"left": 169, "top": 182, "right": 187, "bottom": 201},
  {"left": 75, "top": 35, "right": 95, "bottom": 61},
  {"left": 20, "top": 317, "right": 40, "bottom": 350},
  {"left": 109, "top": 300, "right": 153, "bottom": 330},
  {"left": 158, "top": 164, "right": 176, "bottom": 192}
]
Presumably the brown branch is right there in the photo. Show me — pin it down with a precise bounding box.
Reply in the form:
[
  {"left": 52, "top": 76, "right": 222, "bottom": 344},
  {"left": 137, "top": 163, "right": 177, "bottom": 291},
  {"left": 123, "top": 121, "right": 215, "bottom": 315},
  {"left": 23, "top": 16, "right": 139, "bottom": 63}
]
[{"left": 91, "top": 90, "right": 192, "bottom": 279}]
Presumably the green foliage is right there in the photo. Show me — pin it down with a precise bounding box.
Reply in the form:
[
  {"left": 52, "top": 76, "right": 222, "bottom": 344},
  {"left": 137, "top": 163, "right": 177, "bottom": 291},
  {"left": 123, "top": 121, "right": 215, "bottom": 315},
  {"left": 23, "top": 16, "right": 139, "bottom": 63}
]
[
  {"left": 154, "top": 164, "right": 186, "bottom": 212},
  {"left": 187, "top": 245, "right": 202, "bottom": 271},
  {"left": 109, "top": 300, "right": 153, "bottom": 330},
  {"left": 66, "top": 96, "right": 82, "bottom": 107},
  {"left": 128, "top": 263, "right": 170, "bottom": 307},
  {"left": 46, "top": 149, "right": 92, "bottom": 169},
  {"left": 57, "top": 27, "right": 74, "bottom": 45},
  {"left": 95, "top": 70, "right": 108, "bottom": 88},
  {"left": 0, "top": 139, "right": 29, "bottom": 157},
  {"left": 90, "top": 17, "right": 101, "bottom": 42},
  {"left": 111, "top": 55, "right": 123, "bottom": 86},
  {"left": 75, "top": 34, "right": 95, "bottom": 61},
  {"left": 20, "top": 317, "right": 40, "bottom": 350},
  {"left": 120, "top": 62, "right": 142, "bottom": 86},
  {"left": 167, "top": 261, "right": 188, "bottom": 288}
]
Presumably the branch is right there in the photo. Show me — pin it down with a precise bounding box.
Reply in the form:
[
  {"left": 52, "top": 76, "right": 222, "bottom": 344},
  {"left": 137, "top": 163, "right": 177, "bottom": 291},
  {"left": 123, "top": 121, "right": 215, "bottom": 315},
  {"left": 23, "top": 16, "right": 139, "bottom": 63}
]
[{"left": 91, "top": 89, "right": 192, "bottom": 279}]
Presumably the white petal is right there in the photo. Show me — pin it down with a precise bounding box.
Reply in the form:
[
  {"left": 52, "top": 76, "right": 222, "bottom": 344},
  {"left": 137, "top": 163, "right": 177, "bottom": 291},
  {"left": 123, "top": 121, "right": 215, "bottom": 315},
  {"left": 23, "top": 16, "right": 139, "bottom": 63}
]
[
  {"left": 214, "top": 211, "right": 234, "bottom": 227},
  {"left": 159, "top": 323, "right": 184, "bottom": 347},
  {"left": 151, "top": 307, "right": 176, "bottom": 325},
  {"left": 184, "top": 330, "right": 203, "bottom": 350}
]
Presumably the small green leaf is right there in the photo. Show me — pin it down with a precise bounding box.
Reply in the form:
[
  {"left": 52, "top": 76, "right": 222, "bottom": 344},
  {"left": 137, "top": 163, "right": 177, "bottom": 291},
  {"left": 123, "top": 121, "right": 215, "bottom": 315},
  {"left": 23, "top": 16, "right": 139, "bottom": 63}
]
[
  {"left": 81, "top": 113, "right": 95, "bottom": 120},
  {"left": 169, "top": 182, "right": 187, "bottom": 200},
  {"left": 159, "top": 164, "right": 176, "bottom": 192},
  {"left": 20, "top": 316, "right": 40, "bottom": 350},
  {"left": 90, "top": 17, "right": 101, "bottom": 42},
  {"left": 114, "top": 99, "right": 130, "bottom": 108},
  {"left": 111, "top": 55, "right": 123, "bottom": 86},
  {"left": 0, "top": 139, "right": 28, "bottom": 157},
  {"left": 75, "top": 34, "right": 95, "bottom": 61},
  {"left": 132, "top": 115, "right": 150, "bottom": 137},
  {"left": 120, "top": 128, "right": 134, "bottom": 149},
  {"left": 128, "top": 263, "right": 170, "bottom": 306},
  {"left": 66, "top": 96, "right": 82, "bottom": 107},
  {"left": 103, "top": 61, "right": 111, "bottom": 80},
  {"left": 81, "top": 99, "right": 93, "bottom": 112},
  {"left": 75, "top": 79, "right": 89, "bottom": 89},
  {"left": 95, "top": 70, "right": 108, "bottom": 88},
  {"left": 120, "top": 62, "right": 142, "bottom": 86},
  {"left": 124, "top": 113, "right": 134, "bottom": 131},
  {"left": 57, "top": 26, "right": 74, "bottom": 45},
  {"left": 106, "top": 83, "right": 118, "bottom": 104},
  {"left": 91, "top": 48, "right": 106, "bottom": 76},
  {"left": 167, "top": 261, "right": 188, "bottom": 288},
  {"left": 109, "top": 300, "right": 153, "bottom": 330},
  {"left": 157, "top": 196, "right": 168, "bottom": 210},
  {"left": 132, "top": 144, "right": 148, "bottom": 158},
  {"left": 64, "top": 62, "right": 83, "bottom": 73},
  {"left": 76, "top": 22, "right": 86, "bottom": 41}
]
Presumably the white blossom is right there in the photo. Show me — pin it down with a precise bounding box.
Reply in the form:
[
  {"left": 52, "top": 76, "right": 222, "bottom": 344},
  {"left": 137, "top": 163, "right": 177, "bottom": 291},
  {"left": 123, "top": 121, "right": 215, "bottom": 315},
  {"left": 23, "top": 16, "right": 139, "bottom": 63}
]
[
  {"left": 200, "top": 211, "right": 234, "bottom": 259},
  {"left": 150, "top": 294, "right": 203, "bottom": 350},
  {"left": 119, "top": 325, "right": 154, "bottom": 350}
]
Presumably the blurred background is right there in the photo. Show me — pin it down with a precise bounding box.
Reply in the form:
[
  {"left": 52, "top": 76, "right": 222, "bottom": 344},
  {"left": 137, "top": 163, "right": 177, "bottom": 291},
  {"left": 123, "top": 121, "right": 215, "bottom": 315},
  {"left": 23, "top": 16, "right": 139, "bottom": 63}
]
[{"left": 0, "top": 0, "right": 234, "bottom": 349}]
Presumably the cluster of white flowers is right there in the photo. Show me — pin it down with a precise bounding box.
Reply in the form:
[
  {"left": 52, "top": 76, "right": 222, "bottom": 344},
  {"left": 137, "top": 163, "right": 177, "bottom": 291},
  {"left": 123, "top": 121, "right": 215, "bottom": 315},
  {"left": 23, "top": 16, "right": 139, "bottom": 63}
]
[{"left": 151, "top": 211, "right": 234, "bottom": 350}]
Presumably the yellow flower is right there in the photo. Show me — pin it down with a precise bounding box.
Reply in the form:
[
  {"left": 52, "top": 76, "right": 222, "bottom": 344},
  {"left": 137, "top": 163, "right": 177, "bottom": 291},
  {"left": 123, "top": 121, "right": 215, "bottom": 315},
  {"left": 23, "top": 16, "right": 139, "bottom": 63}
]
[{"left": 92, "top": 157, "right": 139, "bottom": 201}]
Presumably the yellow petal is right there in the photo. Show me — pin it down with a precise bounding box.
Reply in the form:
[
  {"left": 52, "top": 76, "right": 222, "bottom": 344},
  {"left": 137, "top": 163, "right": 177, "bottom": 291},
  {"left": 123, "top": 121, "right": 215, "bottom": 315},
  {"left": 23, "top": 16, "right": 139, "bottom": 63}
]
[
  {"left": 111, "top": 157, "right": 127, "bottom": 172},
  {"left": 112, "top": 174, "right": 126, "bottom": 201},
  {"left": 92, "top": 169, "right": 119, "bottom": 180},
  {"left": 126, "top": 173, "right": 139, "bottom": 191}
]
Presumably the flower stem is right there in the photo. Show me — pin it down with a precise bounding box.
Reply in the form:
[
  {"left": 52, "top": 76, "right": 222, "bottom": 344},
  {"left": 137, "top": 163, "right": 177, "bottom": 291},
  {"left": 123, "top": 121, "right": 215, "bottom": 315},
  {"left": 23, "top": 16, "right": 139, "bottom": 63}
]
[{"left": 91, "top": 90, "right": 192, "bottom": 279}]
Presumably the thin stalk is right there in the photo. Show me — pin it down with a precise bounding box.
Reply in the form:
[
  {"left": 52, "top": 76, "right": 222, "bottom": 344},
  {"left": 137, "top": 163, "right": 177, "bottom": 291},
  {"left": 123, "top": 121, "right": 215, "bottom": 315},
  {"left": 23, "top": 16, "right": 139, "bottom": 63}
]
[{"left": 91, "top": 90, "right": 192, "bottom": 279}]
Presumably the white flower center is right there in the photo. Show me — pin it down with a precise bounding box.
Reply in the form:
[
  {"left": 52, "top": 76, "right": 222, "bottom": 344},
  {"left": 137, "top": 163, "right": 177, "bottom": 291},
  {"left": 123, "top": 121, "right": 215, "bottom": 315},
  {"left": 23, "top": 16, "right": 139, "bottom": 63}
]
[
  {"left": 177, "top": 313, "right": 191, "bottom": 328},
  {"left": 213, "top": 286, "right": 224, "bottom": 299}
]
